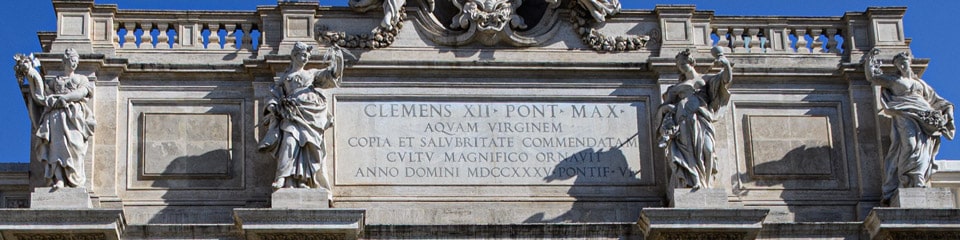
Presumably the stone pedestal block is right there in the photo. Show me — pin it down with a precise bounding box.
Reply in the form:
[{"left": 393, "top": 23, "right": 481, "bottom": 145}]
[
  {"left": 669, "top": 188, "right": 734, "bottom": 208},
  {"left": 639, "top": 208, "right": 769, "bottom": 240},
  {"left": 234, "top": 208, "right": 366, "bottom": 240},
  {"left": 891, "top": 187, "right": 956, "bottom": 208},
  {"left": 272, "top": 188, "right": 330, "bottom": 209},
  {"left": 864, "top": 208, "right": 960, "bottom": 240},
  {"left": 30, "top": 187, "right": 92, "bottom": 209},
  {"left": 0, "top": 209, "right": 124, "bottom": 240}
]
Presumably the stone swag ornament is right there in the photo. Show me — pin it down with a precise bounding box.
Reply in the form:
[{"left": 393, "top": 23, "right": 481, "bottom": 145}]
[
  {"left": 13, "top": 48, "right": 96, "bottom": 189},
  {"left": 657, "top": 46, "right": 733, "bottom": 189},
  {"left": 258, "top": 42, "right": 345, "bottom": 197},
  {"left": 863, "top": 48, "right": 956, "bottom": 204}
]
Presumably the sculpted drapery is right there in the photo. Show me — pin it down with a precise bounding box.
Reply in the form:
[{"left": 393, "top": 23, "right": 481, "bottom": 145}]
[
  {"left": 14, "top": 48, "right": 96, "bottom": 188},
  {"left": 657, "top": 48, "right": 733, "bottom": 189},
  {"left": 864, "top": 49, "right": 955, "bottom": 203},
  {"left": 259, "top": 42, "right": 343, "bottom": 191}
]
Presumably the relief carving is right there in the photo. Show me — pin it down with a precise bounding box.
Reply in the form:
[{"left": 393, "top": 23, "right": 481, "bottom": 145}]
[
  {"left": 13, "top": 48, "right": 95, "bottom": 189},
  {"left": 319, "top": 0, "right": 651, "bottom": 51},
  {"left": 863, "top": 49, "right": 956, "bottom": 204},
  {"left": 570, "top": 0, "right": 652, "bottom": 52},
  {"left": 657, "top": 47, "right": 733, "bottom": 189}
]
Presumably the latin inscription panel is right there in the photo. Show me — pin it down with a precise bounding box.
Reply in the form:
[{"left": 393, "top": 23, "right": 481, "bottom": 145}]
[{"left": 335, "top": 98, "right": 650, "bottom": 186}]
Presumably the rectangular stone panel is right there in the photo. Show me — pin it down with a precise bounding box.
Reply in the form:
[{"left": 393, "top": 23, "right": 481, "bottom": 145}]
[
  {"left": 876, "top": 21, "right": 902, "bottom": 42},
  {"left": 286, "top": 17, "right": 310, "bottom": 37},
  {"left": 127, "top": 99, "right": 244, "bottom": 190},
  {"left": 334, "top": 98, "right": 652, "bottom": 186},
  {"left": 60, "top": 15, "right": 85, "bottom": 36},
  {"left": 141, "top": 113, "right": 232, "bottom": 178},
  {"left": 732, "top": 100, "right": 851, "bottom": 191},
  {"left": 746, "top": 116, "right": 833, "bottom": 176}
]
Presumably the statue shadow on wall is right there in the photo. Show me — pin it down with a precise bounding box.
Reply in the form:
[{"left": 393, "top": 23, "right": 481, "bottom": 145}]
[
  {"left": 146, "top": 148, "right": 232, "bottom": 224},
  {"left": 523, "top": 134, "right": 643, "bottom": 223},
  {"left": 731, "top": 144, "right": 842, "bottom": 222}
]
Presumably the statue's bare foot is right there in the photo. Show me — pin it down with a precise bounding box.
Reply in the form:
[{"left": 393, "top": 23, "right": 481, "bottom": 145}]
[
  {"left": 52, "top": 180, "right": 64, "bottom": 189},
  {"left": 297, "top": 183, "right": 308, "bottom": 188},
  {"left": 271, "top": 179, "right": 285, "bottom": 189}
]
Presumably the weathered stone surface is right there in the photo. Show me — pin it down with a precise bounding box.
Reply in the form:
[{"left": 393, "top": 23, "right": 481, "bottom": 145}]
[
  {"left": 890, "top": 188, "right": 956, "bottom": 208},
  {"left": 335, "top": 100, "right": 649, "bottom": 186},
  {"left": 0, "top": 209, "right": 124, "bottom": 240},
  {"left": 864, "top": 208, "right": 960, "bottom": 240},
  {"left": 669, "top": 188, "right": 731, "bottom": 208},
  {"left": 272, "top": 188, "right": 330, "bottom": 209},
  {"left": 639, "top": 208, "right": 769, "bottom": 240},
  {"left": 30, "top": 187, "right": 92, "bottom": 209},
  {"left": 234, "top": 208, "right": 365, "bottom": 240}
]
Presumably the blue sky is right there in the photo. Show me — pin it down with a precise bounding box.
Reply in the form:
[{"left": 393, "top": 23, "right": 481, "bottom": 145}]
[{"left": 1, "top": 0, "right": 958, "bottom": 162}]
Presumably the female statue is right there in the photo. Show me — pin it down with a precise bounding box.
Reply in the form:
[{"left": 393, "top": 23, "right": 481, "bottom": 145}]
[
  {"left": 657, "top": 47, "right": 733, "bottom": 189},
  {"left": 864, "top": 49, "right": 955, "bottom": 203},
  {"left": 259, "top": 42, "right": 343, "bottom": 191},
  {"left": 13, "top": 48, "right": 95, "bottom": 188}
]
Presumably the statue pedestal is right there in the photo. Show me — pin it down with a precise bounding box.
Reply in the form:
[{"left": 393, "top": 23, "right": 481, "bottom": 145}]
[
  {"left": 890, "top": 187, "right": 956, "bottom": 208},
  {"left": 865, "top": 208, "right": 960, "bottom": 240},
  {"left": 640, "top": 188, "right": 767, "bottom": 240},
  {"left": 271, "top": 188, "right": 330, "bottom": 209},
  {"left": 669, "top": 188, "right": 736, "bottom": 208},
  {"left": 30, "top": 187, "right": 93, "bottom": 209},
  {"left": 2, "top": 188, "right": 123, "bottom": 240},
  {"left": 234, "top": 188, "right": 365, "bottom": 240}
]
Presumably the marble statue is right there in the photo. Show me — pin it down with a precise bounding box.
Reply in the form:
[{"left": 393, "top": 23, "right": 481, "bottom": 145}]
[
  {"left": 13, "top": 48, "right": 96, "bottom": 188},
  {"left": 863, "top": 48, "right": 955, "bottom": 203},
  {"left": 657, "top": 47, "right": 733, "bottom": 189},
  {"left": 259, "top": 42, "right": 343, "bottom": 191}
]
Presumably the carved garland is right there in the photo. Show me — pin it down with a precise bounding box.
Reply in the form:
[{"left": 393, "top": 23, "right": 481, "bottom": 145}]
[
  {"left": 569, "top": 1, "right": 652, "bottom": 52},
  {"left": 317, "top": 7, "right": 406, "bottom": 49}
]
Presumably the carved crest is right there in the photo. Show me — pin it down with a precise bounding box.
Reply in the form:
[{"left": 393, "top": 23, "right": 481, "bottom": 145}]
[{"left": 317, "top": 0, "right": 653, "bottom": 51}]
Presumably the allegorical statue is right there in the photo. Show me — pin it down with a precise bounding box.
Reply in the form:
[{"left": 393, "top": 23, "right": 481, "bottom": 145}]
[
  {"left": 259, "top": 42, "right": 343, "bottom": 192},
  {"left": 864, "top": 49, "right": 955, "bottom": 203},
  {"left": 13, "top": 48, "right": 96, "bottom": 188},
  {"left": 657, "top": 47, "right": 733, "bottom": 189}
]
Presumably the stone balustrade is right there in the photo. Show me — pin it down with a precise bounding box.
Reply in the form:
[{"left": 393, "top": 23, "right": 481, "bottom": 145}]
[
  {"left": 111, "top": 10, "right": 262, "bottom": 50},
  {"left": 709, "top": 17, "right": 847, "bottom": 54}
]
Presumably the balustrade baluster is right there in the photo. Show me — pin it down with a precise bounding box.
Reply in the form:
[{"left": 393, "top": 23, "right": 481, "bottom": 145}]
[
  {"left": 715, "top": 27, "right": 730, "bottom": 53},
  {"left": 809, "top": 28, "right": 824, "bottom": 53},
  {"left": 747, "top": 28, "right": 762, "bottom": 53},
  {"left": 123, "top": 22, "right": 138, "bottom": 48},
  {"left": 141, "top": 23, "right": 154, "bottom": 48},
  {"left": 225, "top": 24, "right": 238, "bottom": 49},
  {"left": 792, "top": 28, "right": 808, "bottom": 53},
  {"left": 241, "top": 24, "right": 253, "bottom": 50},
  {"left": 826, "top": 28, "right": 840, "bottom": 54},
  {"left": 730, "top": 28, "right": 745, "bottom": 53},
  {"left": 208, "top": 23, "right": 221, "bottom": 49},
  {"left": 157, "top": 23, "right": 170, "bottom": 49}
]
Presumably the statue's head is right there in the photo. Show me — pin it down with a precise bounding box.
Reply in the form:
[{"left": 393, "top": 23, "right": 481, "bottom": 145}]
[
  {"left": 64, "top": 48, "right": 79, "bottom": 72},
  {"left": 675, "top": 49, "right": 696, "bottom": 74},
  {"left": 290, "top": 41, "right": 313, "bottom": 66},
  {"left": 893, "top": 52, "right": 912, "bottom": 75}
]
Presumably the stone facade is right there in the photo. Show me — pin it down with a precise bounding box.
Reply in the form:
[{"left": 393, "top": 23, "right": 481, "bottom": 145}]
[{"left": 2, "top": 0, "right": 958, "bottom": 239}]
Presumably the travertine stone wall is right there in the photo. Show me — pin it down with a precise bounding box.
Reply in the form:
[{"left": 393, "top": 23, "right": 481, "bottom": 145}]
[{"left": 13, "top": 0, "right": 933, "bottom": 238}]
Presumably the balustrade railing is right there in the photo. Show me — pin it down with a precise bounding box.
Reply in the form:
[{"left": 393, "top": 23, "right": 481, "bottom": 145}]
[
  {"left": 112, "top": 11, "right": 262, "bottom": 51},
  {"left": 709, "top": 17, "right": 847, "bottom": 54}
]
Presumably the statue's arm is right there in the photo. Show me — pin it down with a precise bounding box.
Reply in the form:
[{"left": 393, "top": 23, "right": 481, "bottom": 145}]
[
  {"left": 25, "top": 68, "right": 46, "bottom": 103},
  {"left": 313, "top": 46, "right": 344, "bottom": 89},
  {"left": 718, "top": 57, "right": 733, "bottom": 85},
  {"left": 864, "top": 49, "right": 896, "bottom": 86}
]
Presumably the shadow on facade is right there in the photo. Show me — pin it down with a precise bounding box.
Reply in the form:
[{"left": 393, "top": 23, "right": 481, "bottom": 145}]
[
  {"left": 732, "top": 145, "right": 846, "bottom": 222},
  {"left": 523, "top": 138, "right": 643, "bottom": 223}
]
